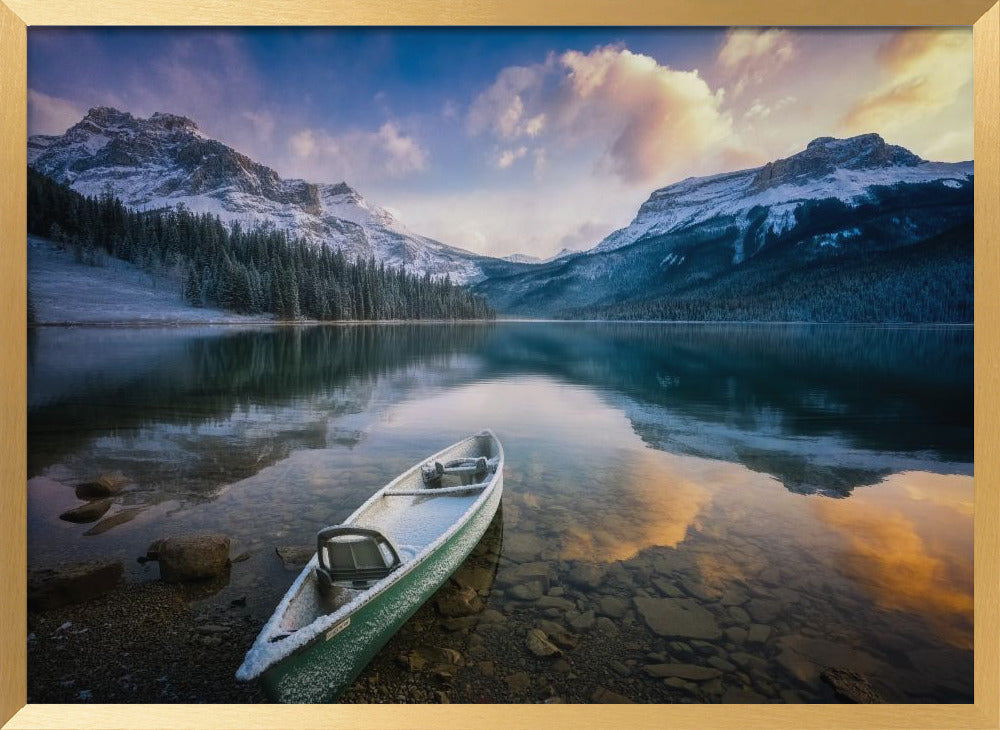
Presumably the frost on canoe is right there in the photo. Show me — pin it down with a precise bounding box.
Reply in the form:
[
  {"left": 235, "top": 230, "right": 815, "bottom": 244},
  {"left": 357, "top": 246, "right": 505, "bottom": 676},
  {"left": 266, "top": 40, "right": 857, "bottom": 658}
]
[{"left": 236, "top": 430, "right": 504, "bottom": 690}]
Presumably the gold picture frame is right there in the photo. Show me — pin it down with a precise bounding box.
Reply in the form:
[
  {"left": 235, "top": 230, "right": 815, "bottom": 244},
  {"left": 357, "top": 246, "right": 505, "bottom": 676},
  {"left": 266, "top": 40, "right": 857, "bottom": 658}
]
[{"left": 1, "top": 1, "right": 997, "bottom": 727}]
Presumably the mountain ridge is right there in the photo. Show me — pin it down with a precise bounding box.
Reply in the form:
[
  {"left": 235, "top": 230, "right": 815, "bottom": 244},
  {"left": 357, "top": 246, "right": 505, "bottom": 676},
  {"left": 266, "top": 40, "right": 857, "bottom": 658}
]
[
  {"left": 472, "top": 133, "right": 973, "bottom": 321},
  {"left": 29, "top": 107, "right": 492, "bottom": 283}
]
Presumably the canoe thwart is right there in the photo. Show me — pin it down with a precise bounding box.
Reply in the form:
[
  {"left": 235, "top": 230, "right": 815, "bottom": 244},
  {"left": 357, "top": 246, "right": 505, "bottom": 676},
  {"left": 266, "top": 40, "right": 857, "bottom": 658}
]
[{"left": 383, "top": 481, "right": 492, "bottom": 497}]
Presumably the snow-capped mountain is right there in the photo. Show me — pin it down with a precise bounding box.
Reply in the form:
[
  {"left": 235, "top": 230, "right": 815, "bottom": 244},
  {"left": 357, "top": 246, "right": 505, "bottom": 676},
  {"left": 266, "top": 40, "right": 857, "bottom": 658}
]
[
  {"left": 28, "top": 107, "right": 491, "bottom": 283},
  {"left": 502, "top": 248, "right": 580, "bottom": 265},
  {"left": 473, "top": 134, "right": 973, "bottom": 320},
  {"left": 594, "top": 134, "right": 972, "bottom": 260}
]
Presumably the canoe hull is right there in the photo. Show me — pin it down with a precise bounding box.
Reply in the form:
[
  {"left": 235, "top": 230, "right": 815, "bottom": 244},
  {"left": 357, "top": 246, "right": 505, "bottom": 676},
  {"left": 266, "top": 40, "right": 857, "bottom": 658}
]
[{"left": 260, "top": 476, "right": 503, "bottom": 703}]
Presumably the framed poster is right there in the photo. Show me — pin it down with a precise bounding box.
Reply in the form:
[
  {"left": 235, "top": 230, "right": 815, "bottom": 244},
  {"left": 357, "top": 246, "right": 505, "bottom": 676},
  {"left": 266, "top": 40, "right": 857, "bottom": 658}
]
[{"left": 1, "top": 1, "right": 997, "bottom": 728}]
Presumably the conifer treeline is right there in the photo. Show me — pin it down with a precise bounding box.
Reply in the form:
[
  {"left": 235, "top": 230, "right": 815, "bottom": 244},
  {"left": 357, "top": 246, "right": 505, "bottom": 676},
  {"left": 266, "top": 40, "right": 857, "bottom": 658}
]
[{"left": 27, "top": 167, "right": 494, "bottom": 321}]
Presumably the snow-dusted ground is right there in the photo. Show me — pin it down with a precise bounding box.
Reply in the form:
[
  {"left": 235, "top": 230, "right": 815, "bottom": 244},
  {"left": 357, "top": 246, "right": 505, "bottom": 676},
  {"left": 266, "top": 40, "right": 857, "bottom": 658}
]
[{"left": 28, "top": 235, "right": 273, "bottom": 325}]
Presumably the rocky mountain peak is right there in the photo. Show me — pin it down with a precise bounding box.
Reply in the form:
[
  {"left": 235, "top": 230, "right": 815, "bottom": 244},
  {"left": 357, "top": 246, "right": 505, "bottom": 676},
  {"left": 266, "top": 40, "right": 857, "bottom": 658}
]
[
  {"left": 28, "top": 107, "right": 489, "bottom": 283},
  {"left": 750, "top": 133, "right": 923, "bottom": 193},
  {"left": 148, "top": 111, "right": 200, "bottom": 133}
]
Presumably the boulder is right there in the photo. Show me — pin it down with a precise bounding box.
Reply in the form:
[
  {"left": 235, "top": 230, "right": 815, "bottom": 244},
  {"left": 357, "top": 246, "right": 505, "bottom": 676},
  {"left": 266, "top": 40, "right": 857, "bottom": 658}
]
[
  {"left": 634, "top": 596, "right": 722, "bottom": 640},
  {"left": 28, "top": 561, "right": 123, "bottom": 610},
  {"left": 59, "top": 498, "right": 112, "bottom": 524},
  {"left": 75, "top": 472, "right": 130, "bottom": 498},
  {"left": 147, "top": 534, "right": 231, "bottom": 583}
]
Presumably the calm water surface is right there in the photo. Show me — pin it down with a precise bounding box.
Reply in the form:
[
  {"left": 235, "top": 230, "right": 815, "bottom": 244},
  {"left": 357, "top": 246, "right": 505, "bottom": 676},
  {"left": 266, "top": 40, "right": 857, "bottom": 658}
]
[{"left": 27, "top": 323, "right": 974, "bottom": 703}]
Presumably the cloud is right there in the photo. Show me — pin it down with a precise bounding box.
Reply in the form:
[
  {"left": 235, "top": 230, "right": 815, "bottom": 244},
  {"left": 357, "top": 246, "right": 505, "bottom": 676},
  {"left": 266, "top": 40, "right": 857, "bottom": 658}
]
[
  {"left": 496, "top": 146, "right": 528, "bottom": 169},
  {"left": 241, "top": 110, "right": 275, "bottom": 143},
  {"left": 716, "top": 28, "right": 795, "bottom": 95},
  {"left": 468, "top": 45, "right": 741, "bottom": 185},
  {"left": 28, "top": 89, "right": 82, "bottom": 136},
  {"left": 287, "top": 121, "right": 428, "bottom": 182},
  {"left": 815, "top": 471, "right": 973, "bottom": 650},
  {"left": 840, "top": 29, "right": 972, "bottom": 137}
]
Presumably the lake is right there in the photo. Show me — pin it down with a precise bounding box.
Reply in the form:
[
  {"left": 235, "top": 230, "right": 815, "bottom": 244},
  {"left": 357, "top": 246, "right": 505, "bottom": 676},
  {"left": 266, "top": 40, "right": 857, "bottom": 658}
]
[{"left": 26, "top": 322, "right": 974, "bottom": 703}]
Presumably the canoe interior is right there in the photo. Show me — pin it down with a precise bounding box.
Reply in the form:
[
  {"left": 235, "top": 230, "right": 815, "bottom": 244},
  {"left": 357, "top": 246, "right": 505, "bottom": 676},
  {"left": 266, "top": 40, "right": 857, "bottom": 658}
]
[{"left": 272, "top": 432, "right": 499, "bottom": 637}]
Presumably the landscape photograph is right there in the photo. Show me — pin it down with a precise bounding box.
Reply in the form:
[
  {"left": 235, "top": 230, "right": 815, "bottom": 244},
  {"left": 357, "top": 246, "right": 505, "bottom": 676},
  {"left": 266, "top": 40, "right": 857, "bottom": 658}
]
[{"left": 25, "top": 26, "right": 973, "bottom": 704}]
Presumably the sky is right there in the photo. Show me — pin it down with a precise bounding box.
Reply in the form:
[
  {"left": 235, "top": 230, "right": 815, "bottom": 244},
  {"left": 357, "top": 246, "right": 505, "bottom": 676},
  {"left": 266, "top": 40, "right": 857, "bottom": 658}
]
[{"left": 27, "top": 27, "right": 973, "bottom": 259}]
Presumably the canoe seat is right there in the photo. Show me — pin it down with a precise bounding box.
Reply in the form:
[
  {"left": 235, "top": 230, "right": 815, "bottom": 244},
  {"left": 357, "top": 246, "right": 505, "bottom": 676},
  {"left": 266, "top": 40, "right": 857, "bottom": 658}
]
[
  {"left": 421, "top": 456, "right": 494, "bottom": 485},
  {"left": 315, "top": 526, "right": 401, "bottom": 594}
]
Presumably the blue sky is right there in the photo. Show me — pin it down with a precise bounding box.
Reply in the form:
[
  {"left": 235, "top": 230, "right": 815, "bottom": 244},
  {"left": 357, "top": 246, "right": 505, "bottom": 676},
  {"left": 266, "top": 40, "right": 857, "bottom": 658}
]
[{"left": 28, "top": 27, "right": 973, "bottom": 257}]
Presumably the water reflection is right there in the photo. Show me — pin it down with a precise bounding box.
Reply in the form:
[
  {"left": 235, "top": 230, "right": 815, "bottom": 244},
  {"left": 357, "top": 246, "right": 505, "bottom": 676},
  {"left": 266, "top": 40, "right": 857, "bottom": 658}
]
[
  {"left": 26, "top": 322, "right": 973, "bottom": 703},
  {"left": 815, "top": 472, "right": 973, "bottom": 650}
]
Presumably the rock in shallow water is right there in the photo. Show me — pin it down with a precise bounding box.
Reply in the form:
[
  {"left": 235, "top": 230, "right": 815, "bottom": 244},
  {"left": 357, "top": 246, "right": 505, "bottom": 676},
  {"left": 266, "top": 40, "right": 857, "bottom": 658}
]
[
  {"left": 821, "top": 668, "right": 885, "bottom": 703},
  {"left": 590, "top": 686, "right": 634, "bottom": 703},
  {"left": 566, "top": 564, "right": 607, "bottom": 590},
  {"left": 598, "top": 595, "right": 628, "bottom": 618},
  {"left": 147, "top": 534, "right": 231, "bottom": 583},
  {"left": 59, "top": 498, "right": 112, "bottom": 524},
  {"left": 634, "top": 596, "right": 722, "bottom": 640},
  {"left": 526, "top": 628, "right": 562, "bottom": 657},
  {"left": 274, "top": 545, "right": 314, "bottom": 569},
  {"left": 645, "top": 663, "right": 722, "bottom": 681},
  {"left": 28, "top": 560, "right": 123, "bottom": 610},
  {"left": 435, "top": 585, "right": 484, "bottom": 617},
  {"left": 75, "top": 472, "right": 130, "bottom": 499}
]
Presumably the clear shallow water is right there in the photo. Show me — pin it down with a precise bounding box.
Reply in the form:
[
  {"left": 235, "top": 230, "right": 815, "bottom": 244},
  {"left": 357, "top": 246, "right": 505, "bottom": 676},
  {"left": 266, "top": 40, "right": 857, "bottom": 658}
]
[{"left": 27, "top": 323, "right": 973, "bottom": 702}]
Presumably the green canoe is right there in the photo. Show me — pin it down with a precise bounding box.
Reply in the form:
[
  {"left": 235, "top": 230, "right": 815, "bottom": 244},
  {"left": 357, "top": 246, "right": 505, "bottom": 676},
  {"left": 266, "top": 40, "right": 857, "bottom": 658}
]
[{"left": 236, "top": 430, "right": 505, "bottom": 703}]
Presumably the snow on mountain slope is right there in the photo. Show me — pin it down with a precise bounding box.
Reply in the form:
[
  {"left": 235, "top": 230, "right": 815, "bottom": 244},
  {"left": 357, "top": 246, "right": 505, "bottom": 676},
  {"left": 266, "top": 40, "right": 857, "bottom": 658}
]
[
  {"left": 594, "top": 134, "right": 974, "bottom": 259},
  {"left": 503, "top": 248, "right": 580, "bottom": 265},
  {"left": 28, "top": 107, "right": 490, "bottom": 283}
]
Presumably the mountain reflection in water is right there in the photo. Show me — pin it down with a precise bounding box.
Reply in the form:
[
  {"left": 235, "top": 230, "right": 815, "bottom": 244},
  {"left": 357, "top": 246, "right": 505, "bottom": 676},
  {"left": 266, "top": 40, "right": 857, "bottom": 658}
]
[{"left": 27, "top": 322, "right": 973, "bottom": 702}]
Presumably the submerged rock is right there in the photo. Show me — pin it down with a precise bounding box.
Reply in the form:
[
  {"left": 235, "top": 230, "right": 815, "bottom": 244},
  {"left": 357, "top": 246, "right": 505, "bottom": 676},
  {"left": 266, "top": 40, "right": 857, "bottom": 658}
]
[
  {"left": 505, "top": 671, "right": 531, "bottom": 693},
  {"left": 75, "top": 472, "right": 130, "bottom": 499},
  {"left": 634, "top": 596, "right": 722, "bottom": 640},
  {"left": 566, "top": 563, "right": 607, "bottom": 590},
  {"left": 821, "top": 668, "right": 885, "bottom": 703},
  {"left": 537, "top": 619, "right": 577, "bottom": 649},
  {"left": 509, "top": 581, "right": 545, "bottom": 601},
  {"left": 597, "top": 595, "right": 628, "bottom": 618},
  {"left": 403, "top": 646, "right": 464, "bottom": 673},
  {"left": 568, "top": 609, "right": 596, "bottom": 632},
  {"left": 28, "top": 560, "right": 123, "bottom": 610},
  {"left": 59, "top": 498, "right": 112, "bottom": 524},
  {"left": 147, "top": 534, "right": 231, "bottom": 583},
  {"left": 645, "top": 663, "right": 721, "bottom": 681},
  {"left": 526, "top": 628, "right": 562, "bottom": 657},
  {"left": 83, "top": 507, "right": 145, "bottom": 536},
  {"left": 275, "top": 545, "right": 314, "bottom": 569},
  {"left": 590, "top": 686, "right": 635, "bottom": 703},
  {"left": 747, "top": 624, "right": 772, "bottom": 644},
  {"left": 435, "top": 585, "right": 483, "bottom": 617}
]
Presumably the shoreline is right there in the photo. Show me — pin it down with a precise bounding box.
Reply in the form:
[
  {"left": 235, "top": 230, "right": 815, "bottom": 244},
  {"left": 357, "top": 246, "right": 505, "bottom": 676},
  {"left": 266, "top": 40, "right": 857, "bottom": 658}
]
[{"left": 28, "top": 319, "right": 974, "bottom": 329}]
